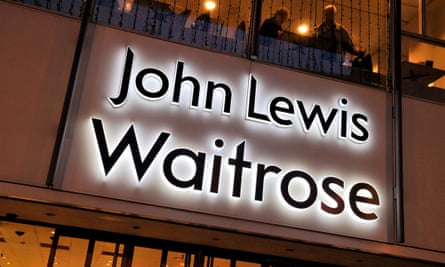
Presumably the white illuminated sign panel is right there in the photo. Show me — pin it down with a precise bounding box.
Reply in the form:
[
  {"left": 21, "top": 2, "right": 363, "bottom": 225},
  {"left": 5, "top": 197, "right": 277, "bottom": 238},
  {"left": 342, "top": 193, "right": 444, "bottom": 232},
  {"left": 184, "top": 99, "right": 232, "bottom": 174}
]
[{"left": 56, "top": 25, "right": 391, "bottom": 241}]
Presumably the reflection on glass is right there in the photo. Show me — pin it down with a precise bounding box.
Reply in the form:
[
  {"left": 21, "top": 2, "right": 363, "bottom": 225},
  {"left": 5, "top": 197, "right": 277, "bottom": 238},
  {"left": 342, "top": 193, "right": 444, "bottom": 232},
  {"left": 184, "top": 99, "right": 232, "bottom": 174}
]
[
  {"left": 54, "top": 236, "right": 89, "bottom": 266},
  {"left": 0, "top": 221, "right": 53, "bottom": 267},
  {"left": 236, "top": 260, "right": 261, "bottom": 267},
  {"left": 132, "top": 246, "right": 163, "bottom": 267},
  {"left": 93, "top": 0, "right": 251, "bottom": 55},
  {"left": 401, "top": 0, "right": 419, "bottom": 33},
  {"left": 92, "top": 241, "right": 123, "bottom": 267},
  {"left": 167, "top": 251, "right": 195, "bottom": 267},
  {"left": 402, "top": 36, "right": 445, "bottom": 90},
  {"left": 258, "top": 0, "right": 387, "bottom": 84},
  {"left": 402, "top": 0, "right": 445, "bottom": 40},
  {"left": 401, "top": 35, "right": 445, "bottom": 103},
  {"left": 425, "top": 0, "right": 445, "bottom": 40},
  {"left": 204, "top": 256, "right": 231, "bottom": 267}
]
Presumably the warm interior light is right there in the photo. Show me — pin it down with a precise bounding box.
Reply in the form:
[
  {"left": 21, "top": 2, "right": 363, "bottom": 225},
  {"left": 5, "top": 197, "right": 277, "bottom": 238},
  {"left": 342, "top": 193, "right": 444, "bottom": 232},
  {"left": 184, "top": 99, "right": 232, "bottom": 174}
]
[
  {"left": 124, "top": 2, "right": 132, "bottom": 12},
  {"left": 205, "top": 1, "right": 216, "bottom": 10},
  {"left": 297, "top": 24, "right": 309, "bottom": 35}
]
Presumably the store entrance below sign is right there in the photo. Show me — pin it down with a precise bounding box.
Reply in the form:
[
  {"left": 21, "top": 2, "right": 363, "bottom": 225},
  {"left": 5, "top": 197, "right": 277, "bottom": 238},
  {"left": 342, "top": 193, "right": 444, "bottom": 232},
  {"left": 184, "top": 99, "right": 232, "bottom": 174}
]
[{"left": 0, "top": 220, "right": 342, "bottom": 267}]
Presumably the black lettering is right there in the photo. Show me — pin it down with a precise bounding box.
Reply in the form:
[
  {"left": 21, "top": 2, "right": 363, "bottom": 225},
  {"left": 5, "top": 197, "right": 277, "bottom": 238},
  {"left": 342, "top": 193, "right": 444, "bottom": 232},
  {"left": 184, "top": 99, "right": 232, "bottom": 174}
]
[
  {"left": 321, "top": 177, "right": 345, "bottom": 214},
  {"left": 255, "top": 164, "right": 281, "bottom": 201},
  {"left": 210, "top": 155, "right": 222, "bottom": 193},
  {"left": 349, "top": 182, "right": 380, "bottom": 220},
  {"left": 135, "top": 68, "right": 169, "bottom": 99},
  {"left": 246, "top": 75, "right": 269, "bottom": 123},
  {"left": 109, "top": 47, "right": 133, "bottom": 107},
  {"left": 340, "top": 110, "right": 347, "bottom": 138},
  {"left": 210, "top": 138, "right": 224, "bottom": 193},
  {"left": 173, "top": 61, "right": 200, "bottom": 107},
  {"left": 205, "top": 81, "right": 232, "bottom": 114},
  {"left": 281, "top": 170, "right": 317, "bottom": 209},
  {"left": 163, "top": 148, "right": 205, "bottom": 190},
  {"left": 339, "top": 98, "right": 348, "bottom": 138},
  {"left": 351, "top": 114, "right": 369, "bottom": 142},
  {"left": 297, "top": 100, "right": 338, "bottom": 134},
  {"left": 228, "top": 141, "right": 252, "bottom": 197},
  {"left": 92, "top": 118, "right": 170, "bottom": 181},
  {"left": 269, "top": 96, "right": 295, "bottom": 127}
]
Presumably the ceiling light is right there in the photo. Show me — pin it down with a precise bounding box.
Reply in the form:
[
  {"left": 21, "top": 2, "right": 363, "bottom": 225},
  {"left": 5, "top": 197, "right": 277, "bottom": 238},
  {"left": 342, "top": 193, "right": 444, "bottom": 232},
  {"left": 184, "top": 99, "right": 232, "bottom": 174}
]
[
  {"left": 205, "top": 1, "right": 216, "bottom": 10},
  {"left": 297, "top": 24, "right": 308, "bottom": 35}
]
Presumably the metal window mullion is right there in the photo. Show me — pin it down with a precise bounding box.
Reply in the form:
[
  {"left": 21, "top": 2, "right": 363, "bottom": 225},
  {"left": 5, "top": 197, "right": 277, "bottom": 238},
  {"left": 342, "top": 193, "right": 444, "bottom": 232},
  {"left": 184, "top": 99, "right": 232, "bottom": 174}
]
[
  {"left": 46, "top": 230, "right": 60, "bottom": 267},
  {"left": 84, "top": 239, "right": 95, "bottom": 267},
  {"left": 390, "top": 0, "right": 405, "bottom": 244}
]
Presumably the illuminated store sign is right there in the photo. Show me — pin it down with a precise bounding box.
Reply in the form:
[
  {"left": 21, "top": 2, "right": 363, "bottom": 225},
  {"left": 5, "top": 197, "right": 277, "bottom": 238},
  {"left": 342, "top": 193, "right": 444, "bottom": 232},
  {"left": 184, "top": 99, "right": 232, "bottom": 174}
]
[
  {"left": 56, "top": 26, "right": 390, "bottom": 242},
  {"left": 91, "top": 47, "right": 377, "bottom": 221},
  {"left": 111, "top": 48, "right": 369, "bottom": 143},
  {"left": 92, "top": 118, "right": 378, "bottom": 220}
]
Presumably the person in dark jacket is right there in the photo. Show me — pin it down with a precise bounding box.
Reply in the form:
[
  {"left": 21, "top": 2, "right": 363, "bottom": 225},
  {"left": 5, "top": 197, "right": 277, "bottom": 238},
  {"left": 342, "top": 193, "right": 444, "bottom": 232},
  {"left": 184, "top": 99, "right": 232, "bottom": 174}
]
[
  {"left": 259, "top": 7, "right": 290, "bottom": 45},
  {"left": 315, "top": 4, "right": 364, "bottom": 56}
]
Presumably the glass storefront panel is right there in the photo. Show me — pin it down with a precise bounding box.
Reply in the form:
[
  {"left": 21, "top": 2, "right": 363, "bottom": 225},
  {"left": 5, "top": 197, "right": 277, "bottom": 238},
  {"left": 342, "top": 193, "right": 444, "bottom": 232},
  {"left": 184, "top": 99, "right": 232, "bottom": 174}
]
[
  {"left": 93, "top": 0, "right": 251, "bottom": 56},
  {"left": 0, "top": 219, "right": 400, "bottom": 267},
  {"left": 212, "top": 257, "right": 230, "bottom": 267},
  {"left": 402, "top": 0, "right": 445, "bottom": 42},
  {"left": 401, "top": 36, "right": 445, "bottom": 103},
  {"left": 167, "top": 251, "right": 195, "bottom": 267},
  {"left": 54, "top": 236, "right": 89, "bottom": 266},
  {"left": 204, "top": 256, "right": 230, "bottom": 267},
  {"left": 9, "top": 0, "right": 390, "bottom": 87},
  {"left": 132, "top": 246, "right": 163, "bottom": 267},
  {"left": 401, "top": 0, "right": 419, "bottom": 33},
  {"left": 236, "top": 261, "right": 261, "bottom": 267},
  {"left": 425, "top": 0, "right": 445, "bottom": 40},
  {"left": 258, "top": 0, "right": 387, "bottom": 85},
  {"left": 92, "top": 241, "right": 124, "bottom": 267},
  {"left": 0, "top": 221, "right": 53, "bottom": 267}
]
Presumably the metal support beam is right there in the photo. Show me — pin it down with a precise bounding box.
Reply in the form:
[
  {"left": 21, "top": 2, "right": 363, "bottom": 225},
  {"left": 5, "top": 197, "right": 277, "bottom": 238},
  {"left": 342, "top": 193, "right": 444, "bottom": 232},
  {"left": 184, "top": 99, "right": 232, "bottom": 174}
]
[
  {"left": 390, "top": 0, "right": 405, "bottom": 244},
  {"left": 46, "top": 0, "right": 96, "bottom": 187}
]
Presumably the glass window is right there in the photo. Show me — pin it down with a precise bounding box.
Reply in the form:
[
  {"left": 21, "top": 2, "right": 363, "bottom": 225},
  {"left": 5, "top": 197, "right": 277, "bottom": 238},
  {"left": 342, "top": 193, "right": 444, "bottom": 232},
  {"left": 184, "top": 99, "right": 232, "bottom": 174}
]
[
  {"left": 54, "top": 236, "right": 89, "bottom": 266},
  {"left": 258, "top": 0, "right": 387, "bottom": 85},
  {"left": 401, "top": 0, "right": 419, "bottom": 33},
  {"left": 14, "top": 0, "right": 390, "bottom": 87},
  {"left": 132, "top": 246, "right": 163, "bottom": 267},
  {"left": 402, "top": 0, "right": 445, "bottom": 41},
  {"left": 93, "top": 0, "right": 252, "bottom": 55},
  {"left": 401, "top": 36, "right": 445, "bottom": 102},
  {"left": 167, "top": 251, "right": 196, "bottom": 267},
  {"left": 236, "top": 260, "right": 261, "bottom": 267},
  {"left": 91, "top": 241, "right": 124, "bottom": 267},
  {"left": 12, "top": 0, "right": 84, "bottom": 17},
  {"left": 425, "top": 0, "right": 445, "bottom": 40},
  {"left": 0, "top": 221, "right": 53, "bottom": 267},
  {"left": 205, "top": 256, "right": 231, "bottom": 267}
]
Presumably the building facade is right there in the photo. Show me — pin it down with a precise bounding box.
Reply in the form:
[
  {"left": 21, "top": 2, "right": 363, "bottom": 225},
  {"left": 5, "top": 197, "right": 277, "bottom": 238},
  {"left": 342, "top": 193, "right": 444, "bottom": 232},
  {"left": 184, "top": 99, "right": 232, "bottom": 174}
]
[{"left": 1, "top": 0, "right": 445, "bottom": 266}]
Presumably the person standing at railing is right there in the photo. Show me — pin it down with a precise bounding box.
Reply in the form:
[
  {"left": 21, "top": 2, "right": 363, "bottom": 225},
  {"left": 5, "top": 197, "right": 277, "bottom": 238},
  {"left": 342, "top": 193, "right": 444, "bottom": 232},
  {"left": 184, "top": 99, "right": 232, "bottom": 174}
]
[
  {"left": 259, "top": 7, "right": 290, "bottom": 45},
  {"left": 192, "top": 13, "right": 211, "bottom": 32},
  {"left": 315, "top": 4, "right": 373, "bottom": 71},
  {"left": 315, "top": 4, "right": 364, "bottom": 56}
]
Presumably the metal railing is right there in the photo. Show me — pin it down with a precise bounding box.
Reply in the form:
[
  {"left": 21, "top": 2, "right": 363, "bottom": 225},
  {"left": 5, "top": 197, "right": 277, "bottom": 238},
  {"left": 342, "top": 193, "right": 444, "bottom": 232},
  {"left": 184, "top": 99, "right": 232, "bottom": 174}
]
[{"left": 10, "top": 0, "right": 389, "bottom": 87}]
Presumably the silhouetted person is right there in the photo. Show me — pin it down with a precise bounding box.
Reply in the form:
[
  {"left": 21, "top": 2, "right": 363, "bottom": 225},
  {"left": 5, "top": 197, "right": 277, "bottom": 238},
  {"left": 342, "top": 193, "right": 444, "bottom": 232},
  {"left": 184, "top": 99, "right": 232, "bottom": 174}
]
[
  {"left": 193, "top": 13, "right": 211, "bottom": 32},
  {"left": 259, "top": 7, "right": 289, "bottom": 45},
  {"left": 316, "top": 4, "right": 364, "bottom": 56}
]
